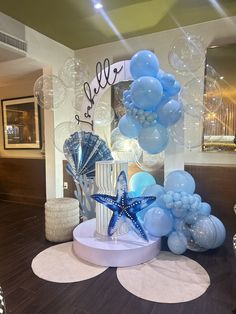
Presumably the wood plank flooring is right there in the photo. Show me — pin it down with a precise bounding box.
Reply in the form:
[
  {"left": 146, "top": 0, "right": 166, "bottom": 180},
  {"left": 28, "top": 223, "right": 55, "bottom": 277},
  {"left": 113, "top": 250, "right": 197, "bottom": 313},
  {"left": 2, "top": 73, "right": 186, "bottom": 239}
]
[{"left": 0, "top": 200, "right": 235, "bottom": 314}]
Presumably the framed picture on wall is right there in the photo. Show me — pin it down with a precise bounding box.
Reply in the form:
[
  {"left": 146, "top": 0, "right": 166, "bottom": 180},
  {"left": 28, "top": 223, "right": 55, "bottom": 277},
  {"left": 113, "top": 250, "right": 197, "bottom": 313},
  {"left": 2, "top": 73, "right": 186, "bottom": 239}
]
[{"left": 1, "top": 96, "right": 41, "bottom": 149}]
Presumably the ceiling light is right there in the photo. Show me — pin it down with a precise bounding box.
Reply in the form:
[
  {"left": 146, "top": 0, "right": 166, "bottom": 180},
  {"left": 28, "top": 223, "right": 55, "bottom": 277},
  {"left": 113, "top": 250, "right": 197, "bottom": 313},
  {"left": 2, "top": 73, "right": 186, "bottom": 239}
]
[
  {"left": 94, "top": 2, "right": 103, "bottom": 9},
  {"left": 220, "top": 76, "right": 224, "bottom": 80}
]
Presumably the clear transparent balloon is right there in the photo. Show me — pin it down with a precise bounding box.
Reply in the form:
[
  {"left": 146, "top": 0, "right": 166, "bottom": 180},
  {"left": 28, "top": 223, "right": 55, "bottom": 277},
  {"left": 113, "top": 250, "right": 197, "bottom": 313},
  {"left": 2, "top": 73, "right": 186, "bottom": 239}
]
[
  {"left": 204, "top": 76, "right": 222, "bottom": 113},
  {"left": 135, "top": 150, "right": 164, "bottom": 171},
  {"left": 171, "top": 115, "right": 203, "bottom": 150},
  {"left": 111, "top": 138, "right": 142, "bottom": 162},
  {"left": 94, "top": 102, "right": 115, "bottom": 126},
  {"left": 59, "top": 57, "right": 90, "bottom": 89},
  {"left": 111, "top": 127, "right": 128, "bottom": 146},
  {"left": 33, "top": 74, "right": 66, "bottom": 110},
  {"left": 54, "top": 121, "right": 81, "bottom": 153},
  {"left": 180, "top": 78, "right": 205, "bottom": 118},
  {"left": 168, "top": 34, "right": 205, "bottom": 74},
  {"left": 205, "top": 64, "right": 220, "bottom": 82},
  {"left": 71, "top": 87, "right": 85, "bottom": 112}
]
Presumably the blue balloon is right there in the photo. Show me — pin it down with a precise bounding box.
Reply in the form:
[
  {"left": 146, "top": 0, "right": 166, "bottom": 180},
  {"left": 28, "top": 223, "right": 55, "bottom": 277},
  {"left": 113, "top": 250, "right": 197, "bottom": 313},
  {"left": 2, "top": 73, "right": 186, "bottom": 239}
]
[
  {"left": 131, "top": 76, "right": 163, "bottom": 111},
  {"left": 164, "top": 80, "right": 181, "bottom": 97},
  {"left": 144, "top": 207, "right": 174, "bottom": 237},
  {"left": 167, "top": 231, "right": 187, "bottom": 254},
  {"left": 118, "top": 114, "right": 141, "bottom": 138},
  {"left": 160, "top": 73, "right": 176, "bottom": 90},
  {"left": 138, "top": 124, "right": 169, "bottom": 154},
  {"left": 142, "top": 184, "right": 166, "bottom": 208},
  {"left": 157, "top": 99, "right": 182, "bottom": 127},
  {"left": 171, "top": 206, "right": 188, "bottom": 218},
  {"left": 210, "top": 215, "right": 226, "bottom": 249},
  {"left": 164, "top": 170, "right": 196, "bottom": 195},
  {"left": 129, "top": 172, "right": 156, "bottom": 196},
  {"left": 191, "top": 216, "right": 215, "bottom": 249},
  {"left": 199, "top": 202, "right": 211, "bottom": 216},
  {"left": 130, "top": 50, "right": 159, "bottom": 79}
]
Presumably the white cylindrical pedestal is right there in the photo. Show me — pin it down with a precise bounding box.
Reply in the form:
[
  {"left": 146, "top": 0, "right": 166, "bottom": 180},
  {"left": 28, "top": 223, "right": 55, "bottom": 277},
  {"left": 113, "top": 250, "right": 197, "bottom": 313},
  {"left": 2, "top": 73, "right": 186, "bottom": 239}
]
[
  {"left": 73, "top": 219, "right": 161, "bottom": 267},
  {"left": 95, "top": 161, "right": 128, "bottom": 237}
]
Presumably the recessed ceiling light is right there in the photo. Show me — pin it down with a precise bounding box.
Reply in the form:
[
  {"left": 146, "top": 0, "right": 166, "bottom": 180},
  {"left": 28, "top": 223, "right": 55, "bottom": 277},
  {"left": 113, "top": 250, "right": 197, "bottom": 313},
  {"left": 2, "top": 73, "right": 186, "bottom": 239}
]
[
  {"left": 94, "top": 2, "right": 103, "bottom": 9},
  {"left": 220, "top": 76, "right": 224, "bottom": 80}
]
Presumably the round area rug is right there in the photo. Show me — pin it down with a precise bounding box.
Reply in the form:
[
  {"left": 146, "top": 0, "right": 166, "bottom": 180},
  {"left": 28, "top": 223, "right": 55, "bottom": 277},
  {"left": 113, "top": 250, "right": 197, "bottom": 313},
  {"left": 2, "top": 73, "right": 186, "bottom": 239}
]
[
  {"left": 31, "top": 242, "right": 107, "bottom": 283},
  {"left": 116, "top": 251, "right": 210, "bottom": 303}
]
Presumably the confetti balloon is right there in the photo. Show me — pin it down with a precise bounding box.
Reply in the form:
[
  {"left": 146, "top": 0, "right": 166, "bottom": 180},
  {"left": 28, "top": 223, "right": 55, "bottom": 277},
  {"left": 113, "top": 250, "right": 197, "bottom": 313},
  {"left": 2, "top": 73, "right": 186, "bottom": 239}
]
[
  {"left": 168, "top": 34, "right": 205, "bottom": 74},
  {"left": 33, "top": 74, "right": 66, "bottom": 110}
]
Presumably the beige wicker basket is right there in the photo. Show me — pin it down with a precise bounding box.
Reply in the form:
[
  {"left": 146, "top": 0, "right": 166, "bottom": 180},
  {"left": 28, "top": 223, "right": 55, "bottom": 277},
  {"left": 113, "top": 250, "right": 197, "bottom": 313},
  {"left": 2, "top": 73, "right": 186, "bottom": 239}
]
[{"left": 45, "top": 198, "right": 80, "bottom": 242}]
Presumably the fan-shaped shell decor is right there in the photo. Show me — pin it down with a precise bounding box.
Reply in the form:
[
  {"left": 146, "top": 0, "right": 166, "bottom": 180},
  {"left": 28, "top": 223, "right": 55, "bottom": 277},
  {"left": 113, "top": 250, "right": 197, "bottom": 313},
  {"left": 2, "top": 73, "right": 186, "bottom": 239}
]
[{"left": 63, "top": 131, "right": 113, "bottom": 180}]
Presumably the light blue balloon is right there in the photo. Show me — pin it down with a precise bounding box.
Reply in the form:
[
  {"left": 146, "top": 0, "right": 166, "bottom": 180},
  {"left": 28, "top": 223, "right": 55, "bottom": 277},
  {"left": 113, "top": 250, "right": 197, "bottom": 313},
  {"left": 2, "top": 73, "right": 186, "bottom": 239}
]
[
  {"left": 130, "top": 50, "right": 159, "bottom": 79},
  {"left": 210, "top": 215, "right": 226, "bottom": 249},
  {"left": 164, "top": 170, "right": 196, "bottom": 195},
  {"left": 199, "top": 202, "right": 211, "bottom": 216},
  {"left": 131, "top": 76, "right": 163, "bottom": 111},
  {"left": 129, "top": 172, "right": 156, "bottom": 196},
  {"left": 142, "top": 184, "right": 166, "bottom": 208},
  {"left": 144, "top": 207, "right": 174, "bottom": 237},
  {"left": 118, "top": 114, "right": 141, "bottom": 138},
  {"left": 165, "top": 80, "right": 181, "bottom": 97},
  {"left": 171, "top": 207, "right": 187, "bottom": 218},
  {"left": 157, "top": 99, "right": 182, "bottom": 127},
  {"left": 184, "top": 212, "right": 199, "bottom": 224},
  {"left": 160, "top": 73, "right": 175, "bottom": 90},
  {"left": 138, "top": 124, "right": 169, "bottom": 154},
  {"left": 167, "top": 231, "right": 187, "bottom": 254},
  {"left": 191, "top": 216, "right": 216, "bottom": 249}
]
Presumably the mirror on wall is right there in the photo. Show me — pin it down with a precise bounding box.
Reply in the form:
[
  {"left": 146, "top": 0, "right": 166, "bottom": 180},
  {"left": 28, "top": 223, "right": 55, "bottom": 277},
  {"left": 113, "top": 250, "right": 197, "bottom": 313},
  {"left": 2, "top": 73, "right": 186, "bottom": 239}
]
[{"left": 203, "top": 44, "right": 236, "bottom": 152}]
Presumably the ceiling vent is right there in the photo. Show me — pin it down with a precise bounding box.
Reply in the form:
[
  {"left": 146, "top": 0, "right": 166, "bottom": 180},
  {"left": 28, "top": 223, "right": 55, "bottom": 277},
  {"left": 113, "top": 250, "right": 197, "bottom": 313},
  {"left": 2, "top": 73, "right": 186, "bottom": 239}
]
[
  {"left": 0, "top": 31, "right": 27, "bottom": 62},
  {"left": 0, "top": 31, "right": 27, "bottom": 53}
]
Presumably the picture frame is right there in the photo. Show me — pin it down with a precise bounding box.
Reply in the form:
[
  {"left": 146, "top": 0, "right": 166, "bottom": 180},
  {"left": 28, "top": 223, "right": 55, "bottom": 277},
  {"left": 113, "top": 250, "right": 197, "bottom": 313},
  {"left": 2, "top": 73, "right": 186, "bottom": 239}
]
[{"left": 1, "top": 96, "right": 41, "bottom": 149}]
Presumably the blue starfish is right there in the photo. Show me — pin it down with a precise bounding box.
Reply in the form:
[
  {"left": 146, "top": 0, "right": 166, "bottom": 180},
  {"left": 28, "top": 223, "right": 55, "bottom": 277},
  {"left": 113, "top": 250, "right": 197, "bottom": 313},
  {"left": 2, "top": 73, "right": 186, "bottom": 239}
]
[{"left": 91, "top": 171, "right": 156, "bottom": 241}]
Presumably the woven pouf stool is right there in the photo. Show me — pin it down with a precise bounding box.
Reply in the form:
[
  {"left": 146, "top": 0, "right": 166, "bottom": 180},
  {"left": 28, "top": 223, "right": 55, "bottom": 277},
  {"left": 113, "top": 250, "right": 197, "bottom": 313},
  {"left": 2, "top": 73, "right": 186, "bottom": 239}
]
[{"left": 45, "top": 198, "right": 80, "bottom": 242}]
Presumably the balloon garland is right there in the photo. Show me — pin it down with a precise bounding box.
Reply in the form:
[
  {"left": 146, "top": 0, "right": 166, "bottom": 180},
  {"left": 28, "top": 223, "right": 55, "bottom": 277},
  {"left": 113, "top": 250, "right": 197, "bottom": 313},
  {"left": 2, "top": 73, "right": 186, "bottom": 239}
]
[
  {"left": 118, "top": 50, "right": 182, "bottom": 155},
  {"left": 129, "top": 170, "right": 226, "bottom": 255}
]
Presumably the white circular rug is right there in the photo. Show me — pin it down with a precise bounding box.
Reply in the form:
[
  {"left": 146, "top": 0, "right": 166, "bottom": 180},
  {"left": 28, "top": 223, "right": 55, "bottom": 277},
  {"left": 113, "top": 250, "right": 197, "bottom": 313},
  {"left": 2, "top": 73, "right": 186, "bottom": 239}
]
[
  {"left": 116, "top": 251, "right": 210, "bottom": 303},
  {"left": 31, "top": 242, "right": 108, "bottom": 283}
]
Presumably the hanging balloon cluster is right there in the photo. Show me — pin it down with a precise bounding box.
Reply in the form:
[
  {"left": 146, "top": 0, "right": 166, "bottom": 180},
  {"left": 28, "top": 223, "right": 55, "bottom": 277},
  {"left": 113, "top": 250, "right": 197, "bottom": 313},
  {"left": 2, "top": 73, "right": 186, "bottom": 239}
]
[
  {"left": 33, "top": 57, "right": 90, "bottom": 152},
  {"left": 118, "top": 50, "right": 182, "bottom": 155},
  {"left": 129, "top": 170, "right": 226, "bottom": 255},
  {"left": 168, "top": 33, "right": 223, "bottom": 150}
]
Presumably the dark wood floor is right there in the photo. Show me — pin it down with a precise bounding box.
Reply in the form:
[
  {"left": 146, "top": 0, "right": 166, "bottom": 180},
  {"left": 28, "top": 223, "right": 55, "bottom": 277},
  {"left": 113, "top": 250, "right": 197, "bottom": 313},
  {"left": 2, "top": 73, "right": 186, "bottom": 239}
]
[{"left": 0, "top": 200, "right": 235, "bottom": 314}]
